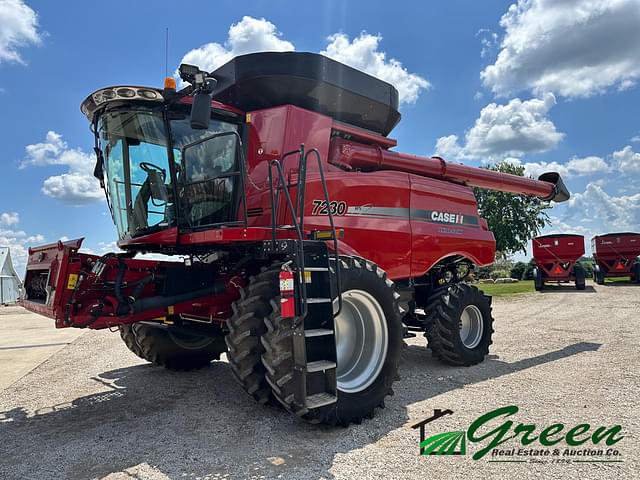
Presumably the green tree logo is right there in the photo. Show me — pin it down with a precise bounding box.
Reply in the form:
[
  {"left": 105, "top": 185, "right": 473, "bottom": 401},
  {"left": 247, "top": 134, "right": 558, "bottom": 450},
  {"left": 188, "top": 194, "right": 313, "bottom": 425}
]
[{"left": 420, "top": 430, "right": 467, "bottom": 455}]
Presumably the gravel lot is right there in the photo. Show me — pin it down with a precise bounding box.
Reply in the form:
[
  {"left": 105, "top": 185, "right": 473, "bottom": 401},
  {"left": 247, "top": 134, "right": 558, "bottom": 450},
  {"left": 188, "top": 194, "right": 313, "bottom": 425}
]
[{"left": 1, "top": 281, "right": 638, "bottom": 479}]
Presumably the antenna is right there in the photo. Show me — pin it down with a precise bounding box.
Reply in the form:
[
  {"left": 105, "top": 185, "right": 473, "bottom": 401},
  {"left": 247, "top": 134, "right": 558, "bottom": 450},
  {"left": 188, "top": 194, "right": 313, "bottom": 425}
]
[{"left": 165, "top": 27, "right": 169, "bottom": 79}]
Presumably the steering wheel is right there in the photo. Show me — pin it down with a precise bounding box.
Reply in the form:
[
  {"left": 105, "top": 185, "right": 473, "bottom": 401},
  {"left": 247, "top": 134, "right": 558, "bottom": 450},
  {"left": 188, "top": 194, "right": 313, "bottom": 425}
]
[{"left": 139, "top": 162, "right": 166, "bottom": 181}]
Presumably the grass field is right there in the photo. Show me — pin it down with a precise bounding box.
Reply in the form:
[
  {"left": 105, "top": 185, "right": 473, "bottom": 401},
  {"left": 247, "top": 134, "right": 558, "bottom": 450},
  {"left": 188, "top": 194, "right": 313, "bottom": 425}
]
[{"left": 474, "top": 280, "right": 535, "bottom": 297}]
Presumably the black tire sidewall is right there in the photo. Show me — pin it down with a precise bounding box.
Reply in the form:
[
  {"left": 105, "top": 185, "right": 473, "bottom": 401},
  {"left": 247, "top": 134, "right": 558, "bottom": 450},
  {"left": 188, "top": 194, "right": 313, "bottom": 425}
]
[
  {"left": 575, "top": 264, "right": 585, "bottom": 290},
  {"left": 534, "top": 267, "right": 544, "bottom": 291},
  {"left": 448, "top": 285, "right": 493, "bottom": 365},
  {"left": 334, "top": 260, "right": 403, "bottom": 423},
  {"left": 134, "top": 323, "right": 226, "bottom": 370}
]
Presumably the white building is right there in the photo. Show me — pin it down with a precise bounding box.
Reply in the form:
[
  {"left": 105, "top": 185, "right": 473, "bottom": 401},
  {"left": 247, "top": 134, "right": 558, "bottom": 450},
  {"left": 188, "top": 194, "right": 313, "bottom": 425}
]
[{"left": 0, "top": 247, "right": 22, "bottom": 304}]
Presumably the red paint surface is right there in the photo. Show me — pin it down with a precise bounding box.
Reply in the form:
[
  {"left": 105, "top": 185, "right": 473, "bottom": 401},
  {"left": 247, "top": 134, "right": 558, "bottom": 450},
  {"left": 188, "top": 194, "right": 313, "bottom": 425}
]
[{"left": 592, "top": 233, "right": 640, "bottom": 278}]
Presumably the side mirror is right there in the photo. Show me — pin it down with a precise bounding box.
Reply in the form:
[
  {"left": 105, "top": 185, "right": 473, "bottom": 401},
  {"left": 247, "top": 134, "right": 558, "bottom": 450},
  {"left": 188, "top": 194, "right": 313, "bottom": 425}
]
[
  {"left": 190, "top": 91, "right": 213, "bottom": 129},
  {"left": 179, "top": 64, "right": 218, "bottom": 130}
]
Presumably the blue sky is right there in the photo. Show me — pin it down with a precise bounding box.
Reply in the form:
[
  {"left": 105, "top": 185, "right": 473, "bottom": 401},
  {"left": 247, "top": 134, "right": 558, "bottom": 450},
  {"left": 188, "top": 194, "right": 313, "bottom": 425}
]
[{"left": 1, "top": 0, "right": 639, "bottom": 273}]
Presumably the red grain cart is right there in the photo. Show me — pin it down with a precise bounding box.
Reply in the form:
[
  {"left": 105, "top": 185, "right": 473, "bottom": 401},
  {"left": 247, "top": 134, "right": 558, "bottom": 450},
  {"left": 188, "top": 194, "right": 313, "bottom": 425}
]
[
  {"left": 591, "top": 232, "right": 640, "bottom": 284},
  {"left": 532, "top": 234, "right": 586, "bottom": 291}
]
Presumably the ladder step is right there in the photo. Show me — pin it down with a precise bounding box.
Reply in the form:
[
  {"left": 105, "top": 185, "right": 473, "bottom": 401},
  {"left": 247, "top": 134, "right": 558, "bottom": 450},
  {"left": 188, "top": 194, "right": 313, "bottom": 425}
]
[
  {"left": 306, "top": 392, "right": 337, "bottom": 409},
  {"left": 307, "top": 360, "right": 337, "bottom": 372},
  {"left": 306, "top": 297, "right": 331, "bottom": 304},
  {"left": 304, "top": 328, "right": 334, "bottom": 337},
  {"left": 301, "top": 267, "right": 329, "bottom": 272}
]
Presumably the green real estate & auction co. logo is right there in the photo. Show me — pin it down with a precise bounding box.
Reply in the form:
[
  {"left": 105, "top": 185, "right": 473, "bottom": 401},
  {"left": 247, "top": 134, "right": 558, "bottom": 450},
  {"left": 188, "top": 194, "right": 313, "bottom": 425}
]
[{"left": 412, "top": 406, "right": 624, "bottom": 463}]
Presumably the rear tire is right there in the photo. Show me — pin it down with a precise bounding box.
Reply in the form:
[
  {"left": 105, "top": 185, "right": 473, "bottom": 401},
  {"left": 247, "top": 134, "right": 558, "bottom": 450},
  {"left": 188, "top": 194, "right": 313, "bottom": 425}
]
[
  {"left": 225, "top": 263, "right": 281, "bottom": 404},
  {"left": 131, "top": 323, "right": 227, "bottom": 370},
  {"left": 261, "top": 256, "right": 404, "bottom": 426},
  {"left": 425, "top": 284, "right": 494, "bottom": 366},
  {"left": 534, "top": 266, "right": 544, "bottom": 291},
  {"left": 574, "top": 264, "right": 585, "bottom": 290}
]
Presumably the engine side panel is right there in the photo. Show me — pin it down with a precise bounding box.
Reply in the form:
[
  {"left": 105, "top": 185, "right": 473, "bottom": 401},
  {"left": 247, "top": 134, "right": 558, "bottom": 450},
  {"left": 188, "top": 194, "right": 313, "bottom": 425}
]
[
  {"left": 301, "top": 171, "right": 412, "bottom": 280},
  {"left": 409, "top": 175, "right": 495, "bottom": 276}
]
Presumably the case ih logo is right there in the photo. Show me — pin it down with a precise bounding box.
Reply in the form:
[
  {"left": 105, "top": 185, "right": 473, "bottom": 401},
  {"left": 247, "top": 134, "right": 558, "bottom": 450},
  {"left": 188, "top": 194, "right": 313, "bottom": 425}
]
[{"left": 431, "top": 211, "right": 464, "bottom": 224}]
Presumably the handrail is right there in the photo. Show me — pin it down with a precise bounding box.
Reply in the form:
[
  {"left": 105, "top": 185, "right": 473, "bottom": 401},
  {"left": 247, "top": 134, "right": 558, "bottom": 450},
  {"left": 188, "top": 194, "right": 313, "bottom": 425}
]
[{"left": 268, "top": 144, "right": 343, "bottom": 319}]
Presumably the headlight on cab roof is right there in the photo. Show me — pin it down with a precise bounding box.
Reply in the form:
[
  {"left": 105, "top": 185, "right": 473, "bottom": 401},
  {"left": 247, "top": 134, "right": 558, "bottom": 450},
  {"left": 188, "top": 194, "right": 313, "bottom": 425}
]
[{"left": 81, "top": 86, "right": 164, "bottom": 122}]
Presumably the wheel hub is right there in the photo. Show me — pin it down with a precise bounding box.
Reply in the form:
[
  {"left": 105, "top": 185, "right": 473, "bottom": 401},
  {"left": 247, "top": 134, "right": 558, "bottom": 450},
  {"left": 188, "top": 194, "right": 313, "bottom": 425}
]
[
  {"left": 459, "top": 304, "right": 483, "bottom": 349},
  {"left": 334, "top": 289, "right": 388, "bottom": 393}
]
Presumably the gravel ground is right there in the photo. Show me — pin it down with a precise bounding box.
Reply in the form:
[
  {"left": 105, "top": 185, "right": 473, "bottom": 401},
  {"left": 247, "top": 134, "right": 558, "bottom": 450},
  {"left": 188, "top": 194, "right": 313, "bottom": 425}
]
[{"left": 0, "top": 281, "right": 638, "bottom": 479}]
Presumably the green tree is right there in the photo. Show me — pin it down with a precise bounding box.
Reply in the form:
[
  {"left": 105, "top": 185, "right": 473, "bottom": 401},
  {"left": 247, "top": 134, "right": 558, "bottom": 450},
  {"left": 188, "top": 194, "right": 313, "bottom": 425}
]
[
  {"left": 510, "top": 261, "right": 527, "bottom": 280},
  {"left": 472, "top": 162, "right": 552, "bottom": 255},
  {"left": 577, "top": 256, "right": 594, "bottom": 278},
  {"left": 522, "top": 258, "right": 537, "bottom": 280}
]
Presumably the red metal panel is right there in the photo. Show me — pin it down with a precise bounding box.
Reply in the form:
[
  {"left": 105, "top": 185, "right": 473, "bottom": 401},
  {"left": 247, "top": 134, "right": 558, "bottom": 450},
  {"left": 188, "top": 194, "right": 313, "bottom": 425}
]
[
  {"left": 592, "top": 233, "right": 640, "bottom": 277},
  {"left": 300, "top": 171, "right": 412, "bottom": 280},
  {"left": 410, "top": 176, "right": 495, "bottom": 275},
  {"left": 532, "top": 234, "right": 585, "bottom": 280},
  {"left": 117, "top": 227, "right": 179, "bottom": 248}
]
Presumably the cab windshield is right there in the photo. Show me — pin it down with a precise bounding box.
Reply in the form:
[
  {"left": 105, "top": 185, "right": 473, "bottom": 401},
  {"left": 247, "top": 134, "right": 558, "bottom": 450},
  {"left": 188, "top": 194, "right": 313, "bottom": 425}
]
[{"left": 98, "top": 107, "right": 240, "bottom": 239}]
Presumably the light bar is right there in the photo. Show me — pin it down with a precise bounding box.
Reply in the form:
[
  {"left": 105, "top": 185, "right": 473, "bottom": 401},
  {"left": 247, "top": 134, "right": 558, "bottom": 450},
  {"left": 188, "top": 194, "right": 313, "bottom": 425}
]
[{"left": 80, "top": 86, "right": 165, "bottom": 122}]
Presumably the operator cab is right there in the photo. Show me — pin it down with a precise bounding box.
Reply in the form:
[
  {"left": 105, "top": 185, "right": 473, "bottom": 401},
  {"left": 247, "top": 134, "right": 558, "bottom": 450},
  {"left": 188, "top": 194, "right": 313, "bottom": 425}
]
[{"left": 81, "top": 74, "right": 247, "bottom": 245}]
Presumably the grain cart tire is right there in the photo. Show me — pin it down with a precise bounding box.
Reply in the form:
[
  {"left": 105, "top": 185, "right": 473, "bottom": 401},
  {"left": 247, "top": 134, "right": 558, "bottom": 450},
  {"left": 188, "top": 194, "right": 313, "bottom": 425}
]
[
  {"left": 574, "top": 264, "right": 586, "bottom": 290},
  {"left": 134, "top": 323, "right": 227, "bottom": 370},
  {"left": 425, "top": 284, "right": 494, "bottom": 366},
  {"left": 533, "top": 267, "right": 544, "bottom": 291},
  {"left": 261, "top": 256, "right": 404, "bottom": 426},
  {"left": 594, "top": 264, "right": 605, "bottom": 285},
  {"left": 225, "top": 263, "right": 282, "bottom": 404},
  {"left": 633, "top": 263, "right": 640, "bottom": 283}
]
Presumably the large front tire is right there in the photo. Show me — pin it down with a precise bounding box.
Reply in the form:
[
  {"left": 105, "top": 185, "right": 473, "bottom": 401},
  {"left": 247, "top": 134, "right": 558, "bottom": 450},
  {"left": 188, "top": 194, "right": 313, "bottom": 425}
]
[
  {"left": 261, "top": 256, "right": 404, "bottom": 426},
  {"left": 224, "top": 263, "right": 281, "bottom": 404},
  {"left": 425, "top": 284, "right": 494, "bottom": 366},
  {"left": 122, "top": 323, "right": 227, "bottom": 370}
]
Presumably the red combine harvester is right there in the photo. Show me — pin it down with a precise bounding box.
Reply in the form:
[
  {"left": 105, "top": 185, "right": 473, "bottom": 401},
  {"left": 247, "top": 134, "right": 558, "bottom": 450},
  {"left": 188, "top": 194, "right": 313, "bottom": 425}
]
[
  {"left": 532, "top": 234, "right": 586, "bottom": 291},
  {"left": 20, "top": 52, "right": 569, "bottom": 426},
  {"left": 591, "top": 233, "right": 640, "bottom": 284}
]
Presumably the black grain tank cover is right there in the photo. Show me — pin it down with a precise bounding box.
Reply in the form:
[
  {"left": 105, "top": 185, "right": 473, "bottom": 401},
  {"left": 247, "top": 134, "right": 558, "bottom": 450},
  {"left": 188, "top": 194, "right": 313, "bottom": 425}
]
[{"left": 210, "top": 52, "right": 401, "bottom": 136}]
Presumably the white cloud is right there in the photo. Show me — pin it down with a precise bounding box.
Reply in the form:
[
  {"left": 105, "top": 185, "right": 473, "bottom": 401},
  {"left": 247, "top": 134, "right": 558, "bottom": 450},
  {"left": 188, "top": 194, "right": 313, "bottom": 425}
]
[
  {"left": 510, "top": 154, "right": 610, "bottom": 180},
  {"left": 477, "top": 29, "right": 499, "bottom": 59},
  {"left": 545, "top": 216, "right": 592, "bottom": 237},
  {"left": 177, "top": 16, "right": 294, "bottom": 80},
  {"left": 566, "top": 155, "right": 611, "bottom": 176},
  {"left": 435, "top": 93, "right": 563, "bottom": 159},
  {"left": 631, "top": 136, "right": 640, "bottom": 143},
  {"left": 0, "top": 0, "right": 41, "bottom": 64},
  {"left": 566, "top": 183, "right": 640, "bottom": 233},
  {"left": 0, "top": 212, "right": 19, "bottom": 226},
  {"left": 481, "top": 0, "right": 640, "bottom": 98},
  {"left": 0, "top": 217, "right": 45, "bottom": 275},
  {"left": 612, "top": 145, "right": 640, "bottom": 173},
  {"left": 434, "top": 134, "right": 470, "bottom": 160},
  {"left": 178, "top": 16, "right": 429, "bottom": 105},
  {"left": 21, "top": 131, "right": 102, "bottom": 206},
  {"left": 519, "top": 160, "right": 570, "bottom": 180},
  {"left": 321, "top": 32, "right": 430, "bottom": 104}
]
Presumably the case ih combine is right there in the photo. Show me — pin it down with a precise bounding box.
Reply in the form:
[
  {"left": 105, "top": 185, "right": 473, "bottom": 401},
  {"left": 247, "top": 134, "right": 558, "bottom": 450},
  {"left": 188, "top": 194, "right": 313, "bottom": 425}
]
[
  {"left": 532, "top": 234, "right": 585, "bottom": 291},
  {"left": 20, "top": 52, "right": 569, "bottom": 426},
  {"left": 591, "top": 233, "right": 640, "bottom": 284}
]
